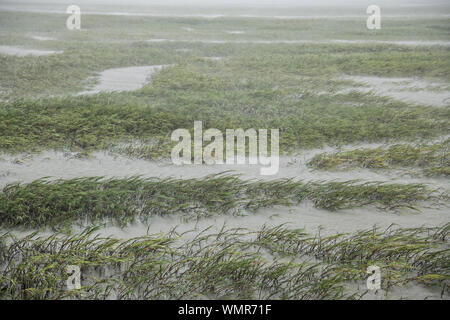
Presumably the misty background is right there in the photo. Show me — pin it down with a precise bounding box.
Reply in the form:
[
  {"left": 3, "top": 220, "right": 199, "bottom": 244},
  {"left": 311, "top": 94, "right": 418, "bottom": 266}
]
[{"left": 1, "top": 0, "right": 449, "bottom": 6}]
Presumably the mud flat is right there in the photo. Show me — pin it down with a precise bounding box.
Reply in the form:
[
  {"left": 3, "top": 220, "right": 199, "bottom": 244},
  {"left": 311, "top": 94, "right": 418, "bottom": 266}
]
[
  {"left": 0, "top": 45, "right": 63, "bottom": 56},
  {"left": 78, "top": 65, "right": 167, "bottom": 95}
]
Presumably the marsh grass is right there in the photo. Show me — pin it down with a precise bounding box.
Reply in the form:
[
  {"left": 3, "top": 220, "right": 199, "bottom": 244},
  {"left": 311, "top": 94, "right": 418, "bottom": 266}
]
[
  {"left": 0, "top": 175, "right": 439, "bottom": 229},
  {"left": 0, "top": 8, "right": 449, "bottom": 301},
  {"left": 0, "top": 224, "right": 447, "bottom": 299},
  {"left": 0, "top": 89, "right": 448, "bottom": 156},
  {"left": 0, "top": 226, "right": 347, "bottom": 300},
  {"left": 255, "top": 224, "right": 450, "bottom": 295},
  {"left": 308, "top": 139, "right": 450, "bottom": 176},
  {"left": 1, "top": 14, "right": 449, "bottom": 154}
]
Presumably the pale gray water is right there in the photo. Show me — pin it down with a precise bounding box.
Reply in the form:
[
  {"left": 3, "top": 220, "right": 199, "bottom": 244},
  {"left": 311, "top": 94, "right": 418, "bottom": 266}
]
[
  {"left": 62, "top": 202, "right": 447, "bottom": 240},
  {"left": 225, "top": 30, "right": 246, "bottom": 34},
  {"left": 1, "top": 147, "right": 447, "bottom": 300},
  {"left": 78, "top": 65, "right": 167, "bottom": 95},
  {"left": 30, "top": 35, "right": 57, "bottom": 41},
  {"left": 1, "top": 0, "right": 448, "bottom": 299},
  {"left": 0, "top": 149, "right": 444, "bottom": 187},
  {"left": 338, "top": 75, "right": 450, "bottom": 107},
  {"left": 1, "top": 136, "right": 449, "bottom": 189},
  {"left": 0, "top": 45, "right": 63, "bottom": 57},
  {"left": 146, "top": 39, "right": 450, "bottom": 46},
  {"left": 1, "top": 4, "right": 449, "bottom": 20}
]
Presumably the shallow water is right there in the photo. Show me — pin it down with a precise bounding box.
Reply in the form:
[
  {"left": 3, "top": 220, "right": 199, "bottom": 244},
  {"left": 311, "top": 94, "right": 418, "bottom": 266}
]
[
  {"left": 0, "top": 5, "right": 448, "bottom": 300},
  {"left": 4, "top": 212, "right": 446, "bottom": 300},
  {"left": 203, "top": 56, "right": 225, "bottom": 61},
  {"left": 347, "top": 281, "right": 444, "bottom": 300},
  {"left": 1, "top": 140, "right": 449, "bottom": 190},
  {"left": 30, "top": 35, "right": 57, "bottom": 41},
  {"left": 1, "top": 5, "right": 449, "bottom": 20},
  {"left": 1, "top": 148, "right": 447, "bottom": 300},
  {"left": 2, "top": 143, "right": 448, "bottom": 241},
  {"left": 78, "top": 65, "right": 167, "bottom": 95},
  {"left": 330, "top": 39, "right": 450, "bottom": 47},
  {"left": 66, "top": 202, "right": 448, "bottom": 241},
  {"left": 339, "top": 75, "right": 450, "bottom": 107},
  {"left": 146, "top": 39, "right": 450, "bottom": 47},
  {"left": 225, "top": 30, "right": 246, "bottom": 34},
  {"left": 0, "top": 45, "right": 63, "bottom": 57}
]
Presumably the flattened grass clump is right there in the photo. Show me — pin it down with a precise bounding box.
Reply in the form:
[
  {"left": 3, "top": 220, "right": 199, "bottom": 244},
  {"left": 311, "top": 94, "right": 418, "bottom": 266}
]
[
  {"left": 0, "top": 227, "right": 176, "bottom": 299},
  {"left": 110, "top": 137, "right": 175, "bottom": 160},
  {"left": 308, "top": 139, "right": 450, "bottom": 176},
  {"left": 0, "top": 175, "right": 247, "bottom": 229},
  {"left": 0, "top": 226, "right": 347, "bottom": 300},
  {"left": 1, "top": 224, "right": 448, "bottom": 300},
  {"left": 0, "top": 175, "right": 437, "bottom": 229},
  {"left": 256, "top": 224, "right": 450, "bottom": 295}
]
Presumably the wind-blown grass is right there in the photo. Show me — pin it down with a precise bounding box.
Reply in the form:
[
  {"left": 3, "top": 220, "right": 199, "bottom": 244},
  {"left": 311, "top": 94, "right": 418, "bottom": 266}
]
[
  {"left": 308, "top": 139, "right": 450, "bottom": 176},
  {"left": 1, "top": 17, "right": 449, "bottom": 155},
  {"left": 0, "top": 226, "right": 347, "bottom": 300},
  {"left": 0, "top": 90, "right": 448, "bottom": 155},
  {"left": 256, "top": 224, "right": 450, "bottom": 294},
  {"left": 0, "top": 224, "right": 448, "bottom": 300},
  {"left": 0, "top": 175, "right": 438, "bottom": 229}
]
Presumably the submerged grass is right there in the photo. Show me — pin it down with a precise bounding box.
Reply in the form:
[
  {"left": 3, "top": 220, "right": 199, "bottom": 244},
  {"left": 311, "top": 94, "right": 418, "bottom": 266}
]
[
  {"left": 0, "top": 226, "right": 347, "bottom": 300},
  {"left": 0, "top": 175, "right": 439, "bottom": 229},
  {"left": 256, "top": 224, "right": 450, "bottom": 295},
  {"left": 308, "top": 139, "right": 450, "bottom": 176},
  {"left": 0, "top": 224, "right": 447, "bottom": 299}
]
